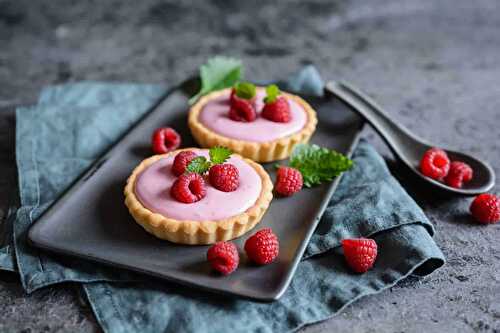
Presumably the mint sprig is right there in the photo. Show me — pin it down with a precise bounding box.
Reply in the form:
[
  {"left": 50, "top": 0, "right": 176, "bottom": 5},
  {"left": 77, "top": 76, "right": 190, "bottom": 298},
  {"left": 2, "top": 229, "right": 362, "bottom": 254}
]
[
  {"left": 189, "top": 57, "right": 243, "bottom": 105},
  {"left": 209, "top": 146, "right": 232, "bottom": 165},
  {"left": 186, "top": 146, "right": 233, "bottom": 174},
  {"left": 186, "top": 156, "right": 212, "bottom": 174},
  {"left": 288, "top": 143, "right": 353, "bottom": 187},
  {"left": 234, "top": 82, "right": 256, "bottom": 100},
  {"left": 264, "top": 84, "right": 280, "bottom": 104}
]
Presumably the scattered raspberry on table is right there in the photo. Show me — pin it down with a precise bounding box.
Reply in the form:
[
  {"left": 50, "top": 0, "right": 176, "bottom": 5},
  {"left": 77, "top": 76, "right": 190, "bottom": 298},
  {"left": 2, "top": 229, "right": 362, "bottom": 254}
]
[
  {"left": 470, "top": 193, "right": 500, "bottom": 224},
  {"left": 151, "top": 127, "right": 181, "bottom": 154},
  {"left": 207, "top": 241, "right": 239, "bottom": 275},
  {"left": 275, "top": 166, "right": 303, "bottom": 196},
  {"left": 342, "top": 238, "right": 378, "bottom": 273},
  {"left": 244, "top": 228, "right": 279, "bottom": 265}
]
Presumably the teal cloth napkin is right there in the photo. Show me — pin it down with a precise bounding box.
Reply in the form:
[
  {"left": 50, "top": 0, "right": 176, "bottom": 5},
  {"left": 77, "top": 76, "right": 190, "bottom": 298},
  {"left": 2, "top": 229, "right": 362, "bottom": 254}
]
[{"left": 0, "top": 66, "right": 444, "bottom": 333}]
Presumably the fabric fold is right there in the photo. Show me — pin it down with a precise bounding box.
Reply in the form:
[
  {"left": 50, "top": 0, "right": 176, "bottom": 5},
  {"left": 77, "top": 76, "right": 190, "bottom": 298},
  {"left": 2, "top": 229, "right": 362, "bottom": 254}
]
[{"left": 304, "top": 142, "right": 435, "bottom": 258}]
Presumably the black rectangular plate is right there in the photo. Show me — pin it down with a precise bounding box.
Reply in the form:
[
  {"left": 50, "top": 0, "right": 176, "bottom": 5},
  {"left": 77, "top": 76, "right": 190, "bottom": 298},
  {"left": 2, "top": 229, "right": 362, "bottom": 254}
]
[{"left": 28, "top": 82, "right": 363, "bottom": 301}]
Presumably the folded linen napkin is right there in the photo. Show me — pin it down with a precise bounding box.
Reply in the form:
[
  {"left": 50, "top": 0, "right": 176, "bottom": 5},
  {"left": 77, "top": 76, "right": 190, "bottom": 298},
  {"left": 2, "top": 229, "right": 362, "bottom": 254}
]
[{"left": 0, "top": 66, "right": 444, "bottom": 333}]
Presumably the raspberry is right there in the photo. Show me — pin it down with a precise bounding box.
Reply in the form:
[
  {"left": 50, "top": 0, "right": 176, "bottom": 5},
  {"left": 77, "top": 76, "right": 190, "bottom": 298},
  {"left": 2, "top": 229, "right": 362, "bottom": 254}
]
[
  {"left": 470, "top": 193, "right": 500, "bottom": 224},
  {"left": 209, "top": 163, "right": 239, "bottom": 192},
  {"left": 275, "top": 166, "right": 303, "bottom": 196},
  {"left": 261, "top": 96, "right": 291, "bottom": 123},
  {"left": 229, "top": 97, "right": 256, "bottom": 122},
  {"left": 419, "top": 148, "right": 450, "bottom": 180},
  {"left": 229, "top": 88, "right": 236, "bottom": 102},
  {"left": 170, "top": 173, "right": 206, "bottom": 203},
  {"left": 342, "top": 238, "right": 378, "bottom": 273},
  {"left": 444, "top": 161, "right": 473, "bottom": 188},
  {"left": 244, "top": 228, "right": 279, "bottom": 265},
  {"left": 152, "top": 127, "right": 181, "bottom": 154},
  {"left": 172, "top": 151, "right": 197, "bottom": 176},
  {"left": 207, "top": 241, "right": 239, "bottom": 275}
]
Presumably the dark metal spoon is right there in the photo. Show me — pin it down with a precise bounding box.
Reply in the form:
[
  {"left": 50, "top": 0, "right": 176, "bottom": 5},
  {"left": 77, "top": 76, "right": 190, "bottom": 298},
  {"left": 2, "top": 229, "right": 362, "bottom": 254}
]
[{"left": 325, "top": 81, "right": 495, "bottom": 196}]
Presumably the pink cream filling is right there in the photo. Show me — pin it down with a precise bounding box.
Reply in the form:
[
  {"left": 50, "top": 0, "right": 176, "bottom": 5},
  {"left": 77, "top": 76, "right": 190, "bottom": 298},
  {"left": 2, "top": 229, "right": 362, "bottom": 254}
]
[
  {"left": 198, "top": 89, "right": 307, "bottom": 142},
  {"left": 134, "top": 150, "right": 262, "bottom": 221}
]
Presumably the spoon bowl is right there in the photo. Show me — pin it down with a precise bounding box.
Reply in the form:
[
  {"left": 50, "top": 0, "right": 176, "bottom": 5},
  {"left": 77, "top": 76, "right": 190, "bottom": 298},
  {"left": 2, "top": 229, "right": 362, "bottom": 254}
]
[
  {"left": 411, "top": 146, "right": 495, "bottom": 195},
  {"left": 325, "top": 81, "right": 495, "bottom": 196}
]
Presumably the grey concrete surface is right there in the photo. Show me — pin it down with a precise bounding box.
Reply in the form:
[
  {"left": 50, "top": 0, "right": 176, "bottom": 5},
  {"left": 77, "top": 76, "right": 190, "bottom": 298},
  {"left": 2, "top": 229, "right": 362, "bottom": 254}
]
[{"left": 1, "top": 0, "right": 499, "bottom": 332}]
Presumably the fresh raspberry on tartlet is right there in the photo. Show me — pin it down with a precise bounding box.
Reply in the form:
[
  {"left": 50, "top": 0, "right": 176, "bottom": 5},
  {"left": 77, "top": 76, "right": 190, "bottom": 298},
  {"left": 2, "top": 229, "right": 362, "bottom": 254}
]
[
  {"left": 262, "top": 85, "right": 291, "bottom": 123},
  {"left": 171, "top": 150, "right": 197, "bottom": 176},
  {"left": 229, "top": 82, "right": 257, "bottom": 122},
  {"left": 151, "top": 127, "right": 181, "bottom": 154},
  {"left": 170, "top": 173, "right": 206, "bottom": 203},
  {"left": 244, "top": 228, "right": 279, "bottom": 265},
  {"left": 172, "top": 147, "right": 241, "bottom": 200},
  {"left": 229, "top": 97, "right": 256, "bottom": 122},
  {"left": 207, "top": 241, "right": 239, "bottom": 275},
  {"left": 209, "top": 163, "right": 239, "bottom": 192}
]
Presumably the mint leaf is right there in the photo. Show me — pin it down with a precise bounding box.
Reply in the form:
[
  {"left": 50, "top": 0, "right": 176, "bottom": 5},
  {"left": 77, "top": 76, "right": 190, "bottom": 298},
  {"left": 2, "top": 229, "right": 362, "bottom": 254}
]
[
  {"left": 185, "top": 147, "right": 233, "bottom": 174},
  {"left": 186, "top": 156, "right": 211, "bottom": 174},
  {"left": 189, "top": 57, "right": 242, "bottom": 105},
  {"left": 209, "top": 146, "right": 232, "bottom": 165},
  {"left": 289, "top": 143, "right": 353, "bottom": 187},
  {"left": 234, "top": 82, "right": 256, "bottom": 99},
  {"left": 264, "top": 84, "right": 280, "bottom": 104}
]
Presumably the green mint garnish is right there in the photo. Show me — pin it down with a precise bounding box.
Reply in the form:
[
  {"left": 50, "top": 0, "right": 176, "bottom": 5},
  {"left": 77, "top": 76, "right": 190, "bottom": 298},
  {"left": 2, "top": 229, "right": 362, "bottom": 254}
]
[
  {"left": 189, "top": 57, "right": 242, "bottom": 105},
  {"left": 264, "top": 84, "right": 280, "bottom": 104},
  {"left": 186, "top": 147, "right": 233, "bottom": 174},
  {"left": 288, "top": 143, "right": 353, "bottom": 187},
  {"left": 185, "top": 156, "right": 212, "bottom": 174},
  {"left": 209, "top": 146, "right": 232, "bottom": 165},
  {"left": 234, "top": 82, "right": 256, "bottom": 100}
]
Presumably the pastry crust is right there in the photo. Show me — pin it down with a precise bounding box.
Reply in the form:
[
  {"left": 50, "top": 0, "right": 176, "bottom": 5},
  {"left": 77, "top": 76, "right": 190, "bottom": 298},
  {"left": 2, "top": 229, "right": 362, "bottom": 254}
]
[
  {"left": 124, "top": 149, "right": 273, "bottom": 245},
  {"left": 188, "top": 88, "right": 318, "bottom": 162}
]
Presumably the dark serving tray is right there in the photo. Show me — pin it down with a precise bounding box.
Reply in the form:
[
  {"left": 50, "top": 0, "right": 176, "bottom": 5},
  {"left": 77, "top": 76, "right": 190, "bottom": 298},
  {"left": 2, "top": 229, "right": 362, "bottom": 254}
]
[{"left": 28, "top": 79, "right": 363, "bottom": 301}]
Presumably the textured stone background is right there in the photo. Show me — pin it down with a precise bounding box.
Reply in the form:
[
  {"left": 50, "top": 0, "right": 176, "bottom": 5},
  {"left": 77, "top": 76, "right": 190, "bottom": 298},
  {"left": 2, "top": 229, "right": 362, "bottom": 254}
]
[{"left": 1, "top": 0, "right": 500, "bottom": 332}]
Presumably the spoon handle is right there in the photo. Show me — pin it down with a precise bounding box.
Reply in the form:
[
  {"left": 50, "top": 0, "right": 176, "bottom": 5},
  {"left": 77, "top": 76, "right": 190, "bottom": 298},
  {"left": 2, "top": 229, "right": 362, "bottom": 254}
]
[{"left": 325, "top": 81, "right": 427, "bottom": 163}]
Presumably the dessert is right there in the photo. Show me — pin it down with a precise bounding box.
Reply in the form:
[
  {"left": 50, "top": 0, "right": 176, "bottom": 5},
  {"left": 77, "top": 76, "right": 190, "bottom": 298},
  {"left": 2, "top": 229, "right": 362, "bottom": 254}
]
[
  {"left": 124, "top": 148, "right": 273, "bottom": 245},
  {"left": 188, "top": 85, "right": 317, "bottom": 162}
]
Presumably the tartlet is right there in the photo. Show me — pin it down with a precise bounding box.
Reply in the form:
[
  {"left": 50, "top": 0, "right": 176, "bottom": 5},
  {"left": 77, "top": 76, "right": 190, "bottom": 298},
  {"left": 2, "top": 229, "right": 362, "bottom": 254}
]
[
  {"left": 124, "top": 148, "right": 273, "bottom": 245},
  {"left": 188, "top": 87, "right": 317, "bottom": 162}
]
